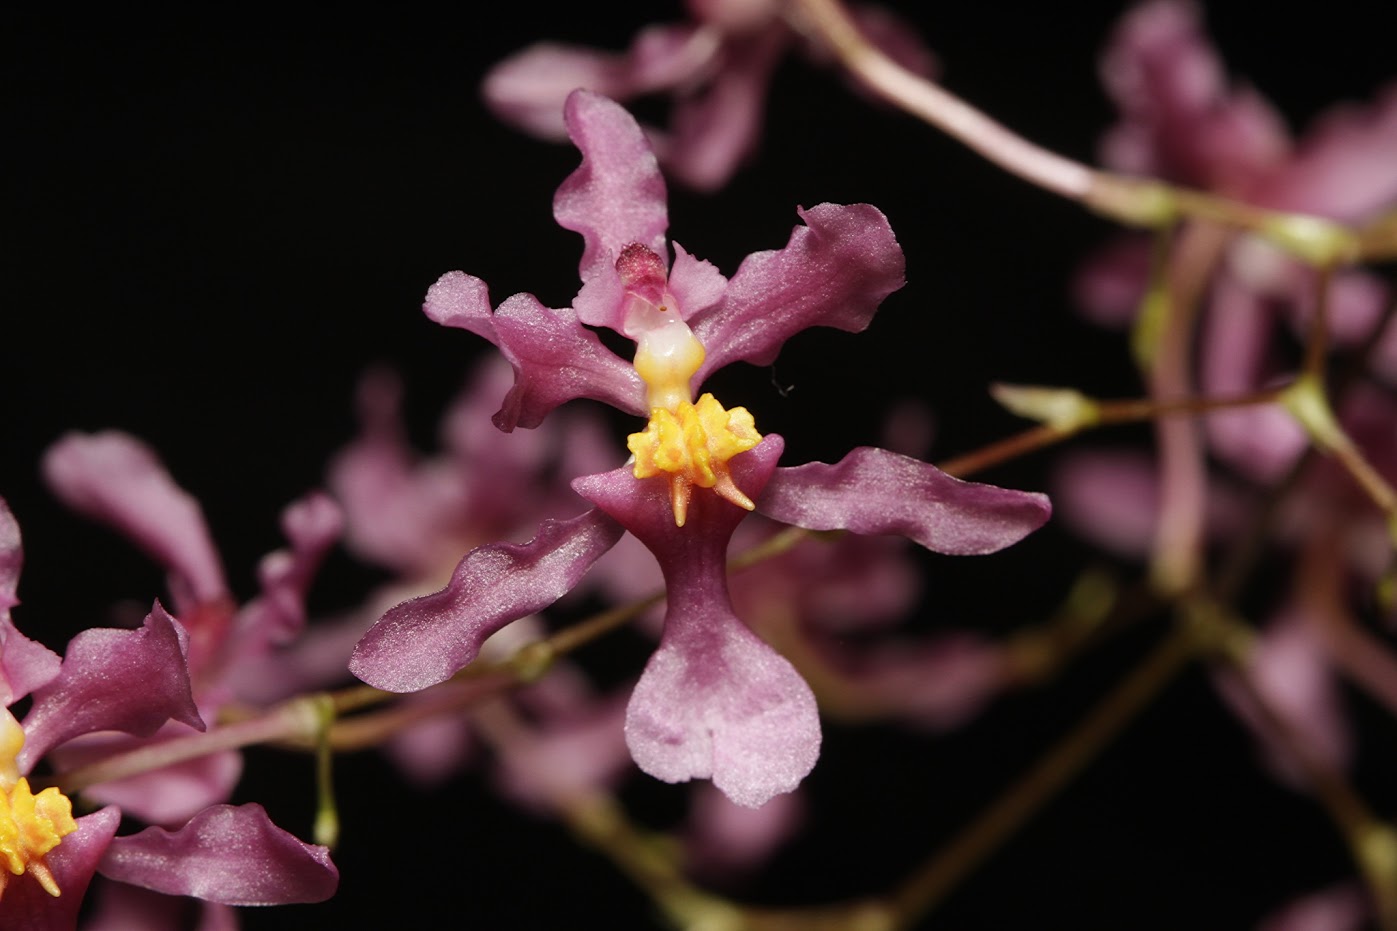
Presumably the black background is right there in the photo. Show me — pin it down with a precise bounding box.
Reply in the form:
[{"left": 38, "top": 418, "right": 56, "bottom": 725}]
[{"left": 7, "top": 4, "right": 1396, "bottom": 928}]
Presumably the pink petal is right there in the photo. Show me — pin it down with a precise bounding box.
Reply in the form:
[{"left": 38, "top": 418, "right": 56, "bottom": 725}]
[
  {"left": 349, "top": 508, "right": 624, "bottom": 692},
  {"left": 234, "top": 491, "right": 343, "bottom": 648},
  {"left": 758, "top": 447, "right": 1050, "bottom": 555},
  {"left": 658, "top": 31, "right": 783, "bottom": 191},
  {"left": 682, "top": 781, "right": 804, "bottom": 877},
  {"left": 667, "top": 242, "right": 729, "bottom": 322},
  {"left": 1071, "top": 235, "right": 1152, "bottom": 328},
  {"left": 0, "top": 615, "right": 60, "bottom": 708},
  {"left": 0, "top": 495, "right": 21, "bottom": 612},
  {"left": 422, "top": 270, "right": 496, "bottom": 339},
  {"left": 1256, "top": 83, "right": 1397, "bottom": 221},
  {"left": 383, "top": 713, "right": 475, "bottom": 788},
  {"left": 840, "top": 634, "right": 1009, "bottom": 730},
  {"left": 328, "top": 368, "right": 473, "bottom": 575},
  {"left": 491, "top": 690, "right": 632, "bottom": 811},
  {"left": 98, "top": 804, "right": 338, "bottom": 906},
  {"left": 553, "top": 90, "right": 669, "bottom": 283},
  {"left": 1214, "top": 610, "right": 1352, "bottom": 790},
  {"left": 41, "top": 432, "right": 228, "bottom": 613},
  {"left": 83, "top": 882, "right": 187, "bottom": 931},
  {"left": 19, "top": 603, "right": 203, "bottom": 771},
  {"left": 424, "top": 273, "right": 644, "bottom": 429},
  {"left": 1, "top": 498, "right": 62, "bottom": 705},
  {"left": 1098, "top": 0, "right": 1290, "bottom": 190},
  {"left": 483, "top": 43, "right": 633, "bottom": 140},
  {"left": 494, "top": 292, "right": 647, "bottom": 429},
  {"left": 1053, "top": 449, "right": 1162, "bottom": 559},
  {"left": 575, "top": 437, "right": 816, "bottom": 807},
  {"left": 1257, "top": 882, "right": 1367, "bottom": 931},
  {"left": 689, "top": 203, "right": 905, "bottom": 381},
  {"left": 0, "top": 806, "right": 120, "bottom": 931},
  {"left": 626, "top": 592, "right": 820, "bottom": 808},
  {"left": 482, "top": 25, "right": 713, "bottom": 142}
]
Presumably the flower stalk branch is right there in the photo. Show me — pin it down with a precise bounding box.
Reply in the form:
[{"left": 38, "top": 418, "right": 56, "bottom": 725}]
[{"left": 787, "top": 0, "right": 1371, "bottom": 267}]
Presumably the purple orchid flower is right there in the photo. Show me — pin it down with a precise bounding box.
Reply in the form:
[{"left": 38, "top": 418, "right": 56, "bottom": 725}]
[
  {"left": 1075, "top": 0, "right": 1397, "bottom": 481},
  {"left": 350, "top": 90, "right": 1050, "bottom": 807},
  {"left": 483, "top": 0, "right": 936, "bottom": 190},
  {"left": 0, "top": 497, "right": 337, "bottom": 931},
  {"left": 37, "top": 431, "right": 343, "bottom": 829}
]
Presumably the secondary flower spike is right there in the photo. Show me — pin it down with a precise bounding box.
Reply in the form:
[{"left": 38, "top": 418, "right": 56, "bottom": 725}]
[{"left": 351, "top": 91, "right": 1052, "bottom": 806}]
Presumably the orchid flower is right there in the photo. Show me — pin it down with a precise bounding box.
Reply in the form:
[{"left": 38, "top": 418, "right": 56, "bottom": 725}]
[
  {"left": 37, "top": 431, "right": 342, "bottom": 828},
  {"left": 349, "top": 90, "right": 1050, "bottom": 808},
  {"left": 0, "top": 497, "right": 337, "bottom": 931},
  {"left": 483, "top": 0, "right": 936, "bottom": 190},
  {"left": 1074, "top": 0, "right": 1397, "bottom": 482}
]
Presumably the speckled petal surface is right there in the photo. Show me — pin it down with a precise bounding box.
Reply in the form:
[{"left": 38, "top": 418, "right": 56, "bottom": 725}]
[
  {"left": 97, "top": 804, "right": 338, "bottom": 906},
  {"left": 576, "top": 437, "right": 816, "bottom": 807},
  {"left": 19, "top": 603, "right": 203, "bottom": 771},
  {"left": 553, "top": 90, "right": 669, "bottom": 282},
  {"left": 689, "top": 203, "right": 905, "bottom": 381},
  {"left": 758, "top": 447, "right": 1050, "bottom": 555},
  {"left": 350, "top": 508, "right": 624, "bottom": 692}
]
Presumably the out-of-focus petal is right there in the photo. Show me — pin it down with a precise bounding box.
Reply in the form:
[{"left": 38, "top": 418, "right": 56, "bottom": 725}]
[
  {"left": 383, "top": 714, "right": 475, "bottom": 789},
  {"left": 1256, "top": 881, "right": 1367, "bottom": 931},
  {"left": 0, "top": 806, "right": 120, "bottom": 931},
  {"left": 349, "top": 509, "right": 625, "bottom": 692},
  {"left": 49, "top": 726, "right": 242, "bottom": 827},
  {"left": 82, "top": 881, "right": 186, "bottom": 931},
  {"left": 836, "top": 634, "right": 1008, "bottom": 730},
  {"left": 758, "top": 447, "right": 1050, "bottom": 555},
  {"left": 1097, "top": 0, "right": 1289, "bottom": 190},
  {"left": 1214, "top": 610, "right": 1352, "bottom": 790},
  {"left": 483, "top": 25, "right": 716, "bottom": 142},
  {"left": 1053, "top": 449, "right": 1161, "bottom": 559},
  {"left": 97, "top": 804, "right": 338, "bottom": 906},
  {"left": 1, "top": 498, "right": 62, "bottom": 705},
  {"left": 553, "top": 90, "right": 669, "bottom": 283},
  {"left": 682, "top": 780, "right": 804, "bottom": 878},
  {"left": 0, "top": 496, "right": 22, "bottom": 614},
  {"left": 484, "top": 43, "right": 633, "bottom": 140},
  {"left": 41, "top": 432, "right": 227, "bottom": 613},
  {"left": 1256, "top": 84, "right": 1397, "bottom": 221},
  {"left": 19, "top": 604, "right": 203, "bottom": 771},
  {"left": 234, "top": 491, "right": 343, "bottom": 649},
  {"left": 690, "top": 204, "right": 905, "bottom": 381},
  {"left": 657, "top": 31, "right": 783, "bottom": 191},
  {"left": 490, "top": 691, "right": 631, "bottom": 812},
  {"left": 1071, "top": 235, "right": 1152, "bottom": 328}
]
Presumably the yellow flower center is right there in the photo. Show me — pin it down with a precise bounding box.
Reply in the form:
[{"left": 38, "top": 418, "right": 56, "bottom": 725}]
[
  {"left": 626, "top": 304, "right": 762, "bottom": 526},
  {"left": 0, "top": 710, "right": 78, "bottom": 902},
  {"left": 628, "top": 394, "right": 762, "bottom": 526}
]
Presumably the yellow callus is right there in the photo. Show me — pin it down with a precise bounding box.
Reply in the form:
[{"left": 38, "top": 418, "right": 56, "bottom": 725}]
[
  {"left": 628, "top": 393, "right": 762, "bottom": 526},
  {"left": 0, "top": 710, "right": 78, "bottom": 900}
]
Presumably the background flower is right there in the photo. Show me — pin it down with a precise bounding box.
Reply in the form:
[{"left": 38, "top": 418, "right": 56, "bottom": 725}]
[{"left": 8, "top": 4, "right": 1395, "bottom": 929}]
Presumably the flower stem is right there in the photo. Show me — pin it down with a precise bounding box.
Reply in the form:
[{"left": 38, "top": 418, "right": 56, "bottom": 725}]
[
  {"left": 886, "top": 622, "right": 1196, "bottom": 923},
  {"left": 787, "top": 0, "right": 1093, "bottom": 201},
  {"left": 52, "top": 697, "right": 323, "bottom": 793}
]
